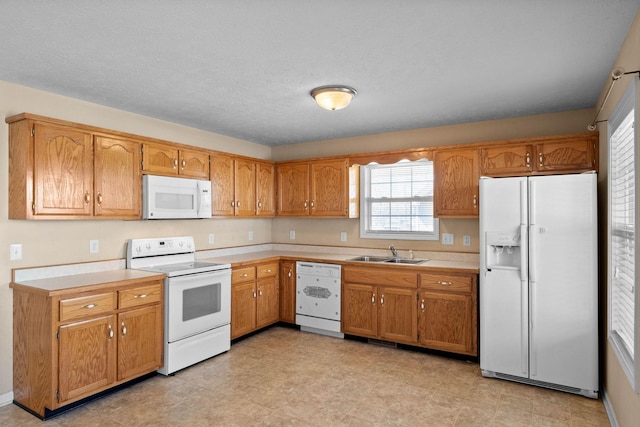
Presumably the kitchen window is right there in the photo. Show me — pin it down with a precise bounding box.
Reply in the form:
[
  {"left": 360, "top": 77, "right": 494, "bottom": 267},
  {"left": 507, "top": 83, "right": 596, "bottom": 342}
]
[
  {"left": 608, "top": 78, "right": 639, "bottom": 392},
  {"left": 360, "top": 159, "right": 439, "bottom": 240}
]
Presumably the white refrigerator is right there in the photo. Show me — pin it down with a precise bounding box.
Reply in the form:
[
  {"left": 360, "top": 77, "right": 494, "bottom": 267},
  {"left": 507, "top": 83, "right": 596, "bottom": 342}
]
[{"left": 479, "top": 173, "right": 598, "bottom": 398}]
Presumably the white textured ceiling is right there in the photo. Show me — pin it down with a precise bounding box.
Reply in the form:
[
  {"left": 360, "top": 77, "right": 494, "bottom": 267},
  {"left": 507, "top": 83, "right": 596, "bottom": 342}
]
[{"left": 1, "top": 1, "right": 638, "bottom": 146}]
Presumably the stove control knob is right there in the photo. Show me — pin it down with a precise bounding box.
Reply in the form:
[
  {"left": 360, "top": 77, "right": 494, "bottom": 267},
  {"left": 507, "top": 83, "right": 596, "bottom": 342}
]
[
  {"left": 136, "top": 245, "right": 141, "bottom": 253},
  {"left": 187, "top": 241, "right": 192, "bottom": 249},
  {"left": 168, "top": 240, "right": 173, "bottom": 247},
  {"left": 145, "top": 243, "right": 151, "bottom": 250},
  {"left": 178, "top": 241, "right": 184, "bottom": 247}
]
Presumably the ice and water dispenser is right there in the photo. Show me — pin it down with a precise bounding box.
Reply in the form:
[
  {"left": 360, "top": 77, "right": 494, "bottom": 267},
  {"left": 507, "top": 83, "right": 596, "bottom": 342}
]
[{"left": 485, "top": 231, "right": 521, "bottom": 269}]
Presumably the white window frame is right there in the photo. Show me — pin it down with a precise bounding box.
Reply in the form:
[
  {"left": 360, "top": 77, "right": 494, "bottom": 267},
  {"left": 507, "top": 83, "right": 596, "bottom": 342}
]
[
  {"left": 360, "top": 159, "right": 439, "bottom": 241},
  {"left": 607, "top": 77, "right": 639, "bottom": 393}
]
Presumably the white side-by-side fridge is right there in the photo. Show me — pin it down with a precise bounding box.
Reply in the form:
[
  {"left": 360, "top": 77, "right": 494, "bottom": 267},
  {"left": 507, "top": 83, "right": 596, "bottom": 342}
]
[{"left": 479, "top": 173, "right": 598, "bottom": 398}]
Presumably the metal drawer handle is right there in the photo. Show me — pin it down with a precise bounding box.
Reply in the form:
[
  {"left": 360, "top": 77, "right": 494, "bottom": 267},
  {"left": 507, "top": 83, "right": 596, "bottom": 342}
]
[
  {"left": 437, "top": 281, "right": 452, "bottom": 286},
  {"left": 134, "top": 294, "right": 148, "bottom": 299},
  {"left": 82, "top": 303, "right": 97, "bottom": 309},
  {"left": 265, "top": 269, "right": 272, "bottom": 273},
  {"left": 241, "top": 273, "right": 248, "bottom": 278}
]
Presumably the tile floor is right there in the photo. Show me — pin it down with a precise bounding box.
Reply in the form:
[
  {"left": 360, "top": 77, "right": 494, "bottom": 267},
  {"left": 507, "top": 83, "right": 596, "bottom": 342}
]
[{"left": 0, "top": 326, "right": 610, "bottom": 426}]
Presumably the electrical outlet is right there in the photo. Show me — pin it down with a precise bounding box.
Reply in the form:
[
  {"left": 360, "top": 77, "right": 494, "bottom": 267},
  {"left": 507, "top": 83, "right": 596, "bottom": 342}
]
[
  {"left": 463, "top": 235, "right": 471, "bottom": 246},
  {"left": 89, "top": 240, "right": 99, "bottom": 254},
  {"left": 9, "top": 244, "right": 22, "bottom": 261},
  {"left": 208, "top": 233, "right": 215, "bottom": 244},
  {"left": 442, "top": 233, "right": 454, "bottom": 245},
  {"left": 340, "top": 232, "right": 347, "bottom": 242},
  {"left": 289, "top": 230, "right": 296, "bottom": 240},
  {"left": 248, "top": 231, "right": 254, "bottom": 241}
]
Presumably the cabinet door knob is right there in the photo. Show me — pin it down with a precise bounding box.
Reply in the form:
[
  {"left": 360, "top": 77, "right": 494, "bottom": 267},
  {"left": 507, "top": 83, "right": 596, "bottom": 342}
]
[
  {"left": 181, "top": 159, "right": 186, "bottom": 169},
  {"left": 84, "top": 192, "right": 91, "bottom": 204},
  {"left": 304, "top": 201, "right": 308, "bottom": 208},
  {"left": 311, "top": 200, "right": 315, "bottom": 209},
  {"left": 231, "top": 200, "right": 235, "bottom": 207},
  {"left": 420, "top": 300, "right": 425, "bottom": 311},
  {"left": 288, "top": 270, "right": 292, "bottom": 278},
  {"left": 525, "top": 152, "right": 531, "bottom": 166},
  {"left": 371, "top": 293, "right": 376, "bottom": 304},
  {"left": 258, "top": 289, "right": 263, "bottom": 296},
  {"left": 108, "top": 325, "right": 114, "bottom": 339},
  {"left": 473, "top": 195, "right": 477, "bottom": 208},
  {"left": 121, "top": 322, "right": 127, "bottom": 336},
  {"left": 173, "top": 158, "right": 178, "bottom": 168},
  {"left": 241, "top": 273, "right": 248, "bottom": 278},
  {"left": 258, "top": 201, "right": 262, "bottom": 209},
  {"left": 380, "top": 295, "right": 384, "bottom": 305},
  {"left": 539, "top": 153, "right": 544, "bottom": 166},
  {"left": 236, "top": 200, "right": 240, "bottom": 207},
  {"left": 97, "top": 193, "right": 103, "bottom": 205},
  {"left": 253, "top": 291, "right": 257, "bottom": 298}
]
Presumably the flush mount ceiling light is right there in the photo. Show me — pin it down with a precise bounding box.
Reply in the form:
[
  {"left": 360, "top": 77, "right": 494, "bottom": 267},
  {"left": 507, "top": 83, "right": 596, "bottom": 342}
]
[{"left": 310, "top": 85, "right": 357, "bottom": 110}]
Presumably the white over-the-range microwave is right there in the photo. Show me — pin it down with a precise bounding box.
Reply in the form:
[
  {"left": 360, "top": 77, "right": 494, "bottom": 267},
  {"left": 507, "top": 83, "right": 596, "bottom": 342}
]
[{"left": 142, "top": 175, "right": 212, "bottom": 219}]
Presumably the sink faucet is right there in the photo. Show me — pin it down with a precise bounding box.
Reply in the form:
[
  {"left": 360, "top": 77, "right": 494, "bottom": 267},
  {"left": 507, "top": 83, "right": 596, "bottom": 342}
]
[{"left": 389, "top": 245, "right": 398, "bottom": 258}]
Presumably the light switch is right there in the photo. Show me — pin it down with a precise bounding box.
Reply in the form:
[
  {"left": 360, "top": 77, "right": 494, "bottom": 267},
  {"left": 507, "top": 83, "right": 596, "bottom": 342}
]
[
  {"left": 463, "top": 235, "right": 471, "bottom": 246},
  {"left": 208, "top": 233, "right": 215, "bottom": 244},
  {"left": 340, "top": 232, "right": 347, "bottom": 242},
  {"left": 10, "top": 244, "right": 22, "bottom": 261},
  {"left": 289, "top": 230, "right": 296, "bottom": 240},
  {"left": 248, "top": 231, "right": 254, "bottom": 241},
  {"left": 89, "top": 240, "right": 99, "bottom": 254}
]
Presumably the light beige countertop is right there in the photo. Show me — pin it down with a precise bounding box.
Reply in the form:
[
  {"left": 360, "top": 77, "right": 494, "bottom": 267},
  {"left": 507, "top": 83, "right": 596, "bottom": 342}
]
[
  {"left": 200, "top": 246, "right": 479, "bottom": 274},
  {"left": 10, "top": 269, "right": 166, "bottom": 295}
]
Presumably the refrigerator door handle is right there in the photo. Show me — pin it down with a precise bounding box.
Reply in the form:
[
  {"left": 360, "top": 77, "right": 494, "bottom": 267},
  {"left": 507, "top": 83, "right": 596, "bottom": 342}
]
[
  {"left": 529, "top": 180, "right": 536, "bottom": 283},
  {"left": 519, "top": 180, "right": 528, "bottom": 282}
]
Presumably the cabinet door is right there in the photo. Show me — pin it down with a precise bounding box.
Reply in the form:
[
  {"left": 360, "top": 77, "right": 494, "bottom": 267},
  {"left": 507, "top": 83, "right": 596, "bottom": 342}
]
[
  {"left": 33, "top": 123, "right": 93, "bottom": 216},
  {"left": 535, "top": 137, "right": 597, "bottom": 173},
  {"left": 210, "top": 154, "right": 235, "bottom": 216},
  {"left": 279, "top": 261, "right": 296, "bottom": 324},
  {"left": 418, "top": 290, "right": 473, "bottom": 354},
  {"left": 256, "top": 277, "right": 279, "bottom": 328},
  {"left": 234, "top": 158, "right": 257, "bottom": 216},
  {"left": 179, "top": 149, "right": 209, "bottom": 179},
  {"left": 142, "top": 143, "right": 179, "bottom": 175},
  {"left": 256, "top": 162, "right": 276, "bottom": 217},
  {"left": 378, "top": 287, "right": 417, "bottom": 344},
  {"left": 480, "top": 144, "right": 533, "bottom": 177},
  {"left": 342, "top": 283, "right": 377, "bottom": 338},
  {"left": 94, "top": 136, "right": 141, "bottom": 218},
  {"left": 117, "top": 305, "right": 163, "bottom": 381},
  {"left": 310, "top": 159, "right": 348, "bottom": 216},
  {"left": 58, "top": 315, "right": 116, "bottom": 403},
  {"left": 276, "top": 163, "right": 309, "bottom": 216},
  {"left": 231, "top": 281, "right": 256, "bottom": 339},
  {"left": 434, "top": 148, "right": 479, "bottom": 217}
]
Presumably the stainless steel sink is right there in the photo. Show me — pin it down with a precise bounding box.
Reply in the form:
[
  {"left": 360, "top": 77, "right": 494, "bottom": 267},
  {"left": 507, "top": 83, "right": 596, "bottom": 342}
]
[
  {"left": 384, "top": 258, "right": 427, "bottom": 265},
  {"left": 347, "top": 255, "right": 392, "bottom": 262},
  {"left": 347, "top": 255, "right": 427, "bottom": 264}
]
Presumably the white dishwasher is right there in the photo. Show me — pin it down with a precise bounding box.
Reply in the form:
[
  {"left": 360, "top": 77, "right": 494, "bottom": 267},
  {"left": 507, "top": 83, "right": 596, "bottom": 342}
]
[{"left": 296, "top": 261, "right": 343, "bottom": 338}]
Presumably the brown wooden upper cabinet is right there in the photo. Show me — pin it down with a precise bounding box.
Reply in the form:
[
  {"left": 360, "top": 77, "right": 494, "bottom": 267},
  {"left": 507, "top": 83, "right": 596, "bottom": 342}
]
[
  {"left": 434, "top": 148, "right": 480, "bottom": 218},
  {"left": 480, "top": 133, "right": 598, "bottom": 177},
  {"left": 7, "top": 114, "right": 142, "bottom": 219},
  {"left": 210, "top": 153, "right": 275, "bottom": 217},
  {"left": 142, "top": 142, "right": 209, "bottom": 179},
  {"left": 276, "top": 158, "right": 358, "bottom": 217}
]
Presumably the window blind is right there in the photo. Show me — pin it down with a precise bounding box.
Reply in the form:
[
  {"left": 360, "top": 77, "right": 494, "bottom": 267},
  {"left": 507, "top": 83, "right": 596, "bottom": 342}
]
[
  {"left": 360, "top": 160, "right": 438, "bottom": 240},
  {"left": 608, "top": 78, "right": 638, "bottom": 391}
]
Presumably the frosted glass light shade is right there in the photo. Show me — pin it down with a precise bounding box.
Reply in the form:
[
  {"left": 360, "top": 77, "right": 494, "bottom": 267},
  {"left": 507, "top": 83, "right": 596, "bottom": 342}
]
[{"left": 311, "top": 86, "right": 357, "bottom": 110}]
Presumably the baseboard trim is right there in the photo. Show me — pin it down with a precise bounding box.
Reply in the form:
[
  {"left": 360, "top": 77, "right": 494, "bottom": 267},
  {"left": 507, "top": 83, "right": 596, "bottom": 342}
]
[
  {"left": 0, "top": 391, "right": 14, "bottom": 407},
  {"left": 601, "top": 388, "right": 619, "bottom": 427}
]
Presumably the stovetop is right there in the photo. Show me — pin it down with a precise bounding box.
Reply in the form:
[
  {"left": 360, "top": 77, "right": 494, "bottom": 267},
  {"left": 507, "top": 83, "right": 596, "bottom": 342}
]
[{"left": 126, "top": 236, "right": 230, "bottom": 277}]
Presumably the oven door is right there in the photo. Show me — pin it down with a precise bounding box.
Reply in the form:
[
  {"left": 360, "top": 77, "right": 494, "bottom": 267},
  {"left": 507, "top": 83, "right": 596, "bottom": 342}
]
[{"left": 167, "top": 269, "right": 231, "bottom": 342}]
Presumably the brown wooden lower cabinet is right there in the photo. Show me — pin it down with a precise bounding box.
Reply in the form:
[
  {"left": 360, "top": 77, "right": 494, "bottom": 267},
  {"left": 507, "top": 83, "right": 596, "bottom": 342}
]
[
  {"left": 279, "top": 260, "right": 296, "bottom": 323},
  {"left": 418, "top": 272, "right": 477, "bottom": 356},
  {"left": 342, "top": 265, "right": 478, "bottom": 357},
  {"left": 11, "top": 273, "right": 164, "bottom": 418},
  {"left": 231, "top": 262, "right": 279, "bottom": 339}
]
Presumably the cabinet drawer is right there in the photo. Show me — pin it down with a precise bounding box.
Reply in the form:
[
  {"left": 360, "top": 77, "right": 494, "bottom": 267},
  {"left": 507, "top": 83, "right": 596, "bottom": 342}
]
[
  {"left": 232, "top": 266, "right": 256, "bottom": 283},
  {"left": 60, "top": 292, "right": 116, "bottom": 322},
  {"left": 343, "top": 266, "right": 417, "bottom": 288},
  {"left": 420, "top": 273, "right": 472, "bottom": 293},
  {"left": 257, "top": 262, "right": 278, "bottom": 278},
  {"left": 119, "top": 283, "right": 162, "bottom": 309}
]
